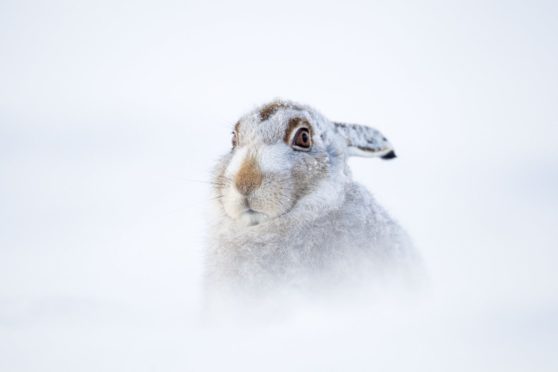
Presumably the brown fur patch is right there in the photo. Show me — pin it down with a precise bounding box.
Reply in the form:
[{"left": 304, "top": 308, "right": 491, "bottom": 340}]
[
  {"left": 235, "top": 155, "right": 262, "bottom": 195},
  {"left": 259, "top": 102, "right": 290, "bottom": 121},
  {"left": 284, "top": 117, "right": 313, "bottom": 145}
]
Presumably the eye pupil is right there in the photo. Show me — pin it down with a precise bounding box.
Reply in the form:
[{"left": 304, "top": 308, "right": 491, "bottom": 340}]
[{"left": 293, "top": 128, "right": 311, "bottom": 150}]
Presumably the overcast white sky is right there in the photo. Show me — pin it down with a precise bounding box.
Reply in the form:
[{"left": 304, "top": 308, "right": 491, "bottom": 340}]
[{"left": 1, "top": 0, "right": 557, "bottom": 371}]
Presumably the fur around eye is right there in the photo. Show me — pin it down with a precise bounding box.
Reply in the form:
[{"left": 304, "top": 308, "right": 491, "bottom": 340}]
[
  {"left": 292, "top": 127, "right": 312, "bottom": 150},
  {"left": 232, "top": 131, "right": 238, "bottom": 148}
]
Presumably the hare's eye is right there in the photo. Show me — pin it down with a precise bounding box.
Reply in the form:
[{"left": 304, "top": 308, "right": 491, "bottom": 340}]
[
  {"left": 232, "top": 131, "right": 238, "bottom": 148},
  {"left": 292, "top": 127, "right": 312, "bottom": 150}
]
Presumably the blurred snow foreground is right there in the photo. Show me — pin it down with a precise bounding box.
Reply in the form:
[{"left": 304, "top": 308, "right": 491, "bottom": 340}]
[{"left": 203, "top": 99, "right": 423, "bottom": 315}]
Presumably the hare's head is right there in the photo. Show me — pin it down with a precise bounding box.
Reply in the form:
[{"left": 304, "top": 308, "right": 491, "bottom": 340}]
[{"left": 213, "top": 100, "right": 396, "bottom": 226}]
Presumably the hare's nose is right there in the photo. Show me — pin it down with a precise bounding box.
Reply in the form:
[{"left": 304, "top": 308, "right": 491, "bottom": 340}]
[{"left": 235, "top": 156, "right": 262, "bottom": 196}]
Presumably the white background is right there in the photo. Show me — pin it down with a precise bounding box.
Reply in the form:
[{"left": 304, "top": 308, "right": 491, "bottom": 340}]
[{"left": 1, "top": 0, "right": 557, "bottom": 371}]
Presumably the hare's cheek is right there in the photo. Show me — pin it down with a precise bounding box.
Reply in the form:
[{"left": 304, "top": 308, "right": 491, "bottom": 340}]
[
  {"left": 258, "top": 145, "right": 292, "bottom": 174},
  {"left": 292, "top": 155, "right": 329, "bottom": 198},
  {"left": 250, "top": 176, "right": 296, "bottom": 217}
]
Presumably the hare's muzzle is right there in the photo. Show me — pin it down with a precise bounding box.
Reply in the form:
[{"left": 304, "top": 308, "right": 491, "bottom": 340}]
[{"left": 234, "top": 155, "right": 262, "bottom": 196}]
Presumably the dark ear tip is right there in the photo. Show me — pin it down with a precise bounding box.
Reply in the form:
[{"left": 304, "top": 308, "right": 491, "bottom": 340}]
[{"left": 381, "top": 151, "right": 397, "bottom": 160}]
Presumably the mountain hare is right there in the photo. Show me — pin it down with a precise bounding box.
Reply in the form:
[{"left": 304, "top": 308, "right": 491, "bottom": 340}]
[{"left": 205, "top": 100, "right": 416, "bottom": 298}]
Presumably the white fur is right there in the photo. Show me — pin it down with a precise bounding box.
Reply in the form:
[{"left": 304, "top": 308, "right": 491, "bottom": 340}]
[
  {"left": 258, "top": 144, "right": 292, "bottom": 174},
  {"left": 224, "top": 147, "right": 248, "bottom": 178}
]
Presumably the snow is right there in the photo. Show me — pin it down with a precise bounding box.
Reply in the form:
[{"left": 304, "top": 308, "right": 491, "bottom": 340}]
[{"left": 1, "top": 0, "right": 557, "bottom": 371}]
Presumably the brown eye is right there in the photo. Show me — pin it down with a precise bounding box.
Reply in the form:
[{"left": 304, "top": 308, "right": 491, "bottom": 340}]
[
  {"left": 232, "top": 131, "right": 238, "bottom": 148},
  {"left": 292, "top": 127, "right": 312, "bottom": 150}
]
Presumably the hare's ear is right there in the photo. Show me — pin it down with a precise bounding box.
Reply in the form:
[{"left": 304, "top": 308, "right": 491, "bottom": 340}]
[{"left": 333, "top": 122, "right": 396, "bottom": 160}]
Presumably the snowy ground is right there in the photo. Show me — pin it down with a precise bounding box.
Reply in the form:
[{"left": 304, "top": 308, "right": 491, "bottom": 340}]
[{"left": 1, "top": 1, "right": 557, "bottom": 371}]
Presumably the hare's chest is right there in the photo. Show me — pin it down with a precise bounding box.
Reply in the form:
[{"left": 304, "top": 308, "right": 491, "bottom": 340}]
[{"left": 223, "top": 226, "right": 344, "bottom": 272}]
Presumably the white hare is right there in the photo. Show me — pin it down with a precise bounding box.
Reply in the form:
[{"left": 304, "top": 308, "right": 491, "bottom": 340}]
[{"left": 205, "top": 100, "right": 415, "bottom": 298}]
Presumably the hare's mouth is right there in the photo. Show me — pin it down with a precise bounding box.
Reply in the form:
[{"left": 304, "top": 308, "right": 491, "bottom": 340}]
[
  {"left": 221, "top": 187, "right": 287, "bottom": 226},
  {"left": 239, "top": 209, "right": 268, "bottom": 226}
]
